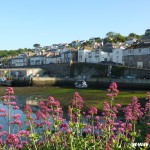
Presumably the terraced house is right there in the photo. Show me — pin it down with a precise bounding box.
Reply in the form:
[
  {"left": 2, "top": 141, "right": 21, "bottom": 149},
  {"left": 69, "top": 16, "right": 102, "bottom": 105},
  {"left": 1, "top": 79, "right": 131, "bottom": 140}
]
[{"left": 123, "top": 36, "right": 150, "bottom": 68}]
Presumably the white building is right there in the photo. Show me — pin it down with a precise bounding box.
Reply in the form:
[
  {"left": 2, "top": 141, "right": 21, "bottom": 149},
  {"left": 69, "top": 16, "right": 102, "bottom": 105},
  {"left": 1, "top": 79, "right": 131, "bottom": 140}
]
[
  {"left": 11, "top": 53, "right": 29, "bottom": 67},
  {"left": 78, "top": 49, "right": 91, "bottom": 62},
  {"left": 122, "top": 43, "right": 150, "bottom": 68},
  {"left": 125, "top": 39, "right": 137, "bottom": 45},
  {"left": 87, "top": 49, "right": 113, "bottom": 63},
  {"left": 30, "top": 55, "right": 45, "bottom": 66},
  {"left": 112, "top": 47, "right": 125, "bottom": 64}
]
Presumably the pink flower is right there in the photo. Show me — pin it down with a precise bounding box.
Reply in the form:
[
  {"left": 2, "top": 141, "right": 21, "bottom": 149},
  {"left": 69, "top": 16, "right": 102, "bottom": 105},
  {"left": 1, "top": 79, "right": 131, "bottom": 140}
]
[
  {"left": 126, "top": 123, "right": 132, "bottom": 131},
  {"left": 12, "top": 114, "right": 21, "bottom": 120},
  {"left": 11, "top": 120, "right": 22, "bottom": 126},
  {"left": 5, "top": 87, "right": 14, "bottom": 95},
  {"left": 2, "top": 95, "right": 8, "bottom": 100},
  {"left": 6, "top": 134, "right": 19, "bottom": 145},
  {"left": 86, "top": 115, "right": 91, "bottom": 119},
  {"left": 107, "top": 82, "right": 119, "bottom": 99},
  {"left": 112, "top": 127, "right": 116, "bottom": 131},
  {"left": 13, "top": 106, "right": 19, "bottom": 110},
  {"left": 24, "top": 105, "right": 32, "bottom": 114},
  {"left": 0, "top": 125, "right": 3, "bottom": 130},
  {"left": 0, "top": 113, "right": 7, "bottom": 117},
  {"left": 18, "top": 130, "right": 29, "bottom": 137},
  {"left": 88, "top": 106, "right": 97, "bottom": 115},
  {"left": 42, "top": 121, "right": 52, "bottom": 126},
  {"left": 87, "top": 128, "right": 91, "bottom": 133},
  {"left": 0, "top": 138, "right": 3, "bottom": 145},
  {"left": 22, "top": 140, "right": 29, "bottom": 145},
  {"left": 60, "top": 123, "right": 69, "bottom": 131},
  {"left": 10, "top": 96, "right": 15, "bottom": 100},
  {"left": 0, "top": 108, "right": 6, "bottom": 113},
  {"left": 119, "top": 127, "right": 124, "bottom": 133},
  {"left": 10, "top": 102, "right": 17, "bottom": 106},
  {"left": 124, "top": 96, "right": 143, "bottom": 121},
  {"left": 95, "top": 116, "right": 100, "bottom": 121},
  {"left": 36, "top": 110, "right": 47, "bottom": 120},
  {"left": 16, "top": 144, "right": 23, "bottom": 149},
  {"left": 48, "top": 96, "right": 55, "bottom": 102},
  {"left": 74, "top": 92, "right": 83, "bottom": 102},
  {"left": 0, "top": 131, "right": 7, "bottom": 137},
  {"left": 147, "top": 122, "right": 150, "bottom": 126},
  {"left": 145, "top": 134, "right": 150, "bottom": 143}
]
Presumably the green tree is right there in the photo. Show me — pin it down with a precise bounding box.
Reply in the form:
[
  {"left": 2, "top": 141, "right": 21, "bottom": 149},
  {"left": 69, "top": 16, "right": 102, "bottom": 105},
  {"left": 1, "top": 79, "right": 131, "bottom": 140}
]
[
  {"left": 33, "top": 43, "right": 40, "bottom": 48},
  {"left": 126, "top": 33, "right": 141, "bottom": 40},
  {"left": 145, "top": 29, "right": 150, "bottom": 36},
  {"left": 104, "top": 32, "right": 125, "bottom": 43},
  {"left": 94, "top": 37, "right": 102, "bottom": 43},
  {"left": 115, "top": 33, "right": 125, "bottom": 42}
]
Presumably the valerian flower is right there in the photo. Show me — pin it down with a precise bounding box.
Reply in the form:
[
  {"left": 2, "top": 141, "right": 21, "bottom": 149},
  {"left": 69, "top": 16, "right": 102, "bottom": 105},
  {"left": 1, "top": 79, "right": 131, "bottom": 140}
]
[
  {"left": 88, "top": 106, "right": 97, "bottom": 115},
  {"left": 107, "top": 82, "right": 119, "bottom": 99},
  {"left": 6, "top": 134, "right": 19, "bottom": 145},
  {"left": 24, "top": 104, "right": 32, "bottom": 114},
  {"left": 18, "top": 130, "right": 29, "bottom": 137},
  {"left": 124, "top": 96, "right": 143, "bottom": 122},
  {"left": 5, "top": 87, "right": 14, "bottom": 95}
]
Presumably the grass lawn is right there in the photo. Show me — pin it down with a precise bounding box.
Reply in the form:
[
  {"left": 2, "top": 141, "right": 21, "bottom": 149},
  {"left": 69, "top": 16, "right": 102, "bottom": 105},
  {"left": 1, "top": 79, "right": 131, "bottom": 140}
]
[{"left": 0, "top": 86, "right": 148, "bottom": 112}]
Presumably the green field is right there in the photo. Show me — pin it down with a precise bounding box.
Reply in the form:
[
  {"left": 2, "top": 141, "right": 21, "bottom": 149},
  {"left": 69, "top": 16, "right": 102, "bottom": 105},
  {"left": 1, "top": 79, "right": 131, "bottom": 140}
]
[{"left": 0, "top": 86, "right": 148, "bottom": 112}]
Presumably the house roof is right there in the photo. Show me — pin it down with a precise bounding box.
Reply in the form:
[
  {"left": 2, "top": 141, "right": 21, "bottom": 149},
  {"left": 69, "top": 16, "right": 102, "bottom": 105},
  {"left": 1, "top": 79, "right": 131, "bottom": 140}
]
[
  {"left": 30, "top": 54, "right": 45, "bottom": 58},
  {"left": 127, "top": 42, "right": 150, "bottom": 49},
  {"left": 80, "top": 46, "right": 92, "bottom": 50},
  {"left": 141, "top": 35, "right": 150, "bottom": 40},
  {"left": 100, "top": 43, "right": 120, "bottom": 52}
]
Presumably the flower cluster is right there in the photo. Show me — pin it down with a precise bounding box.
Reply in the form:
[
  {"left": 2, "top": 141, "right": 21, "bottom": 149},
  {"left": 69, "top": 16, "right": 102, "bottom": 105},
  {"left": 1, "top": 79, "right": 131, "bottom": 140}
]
[
  {"left": 124, "top": 96, "right": 143, "bottom": 122},
  {"left": 0, "top": 84, "right": 149, "bottom": 150},
  {"left": 107, "top": 82, "right": 119, "bottom": 99}
]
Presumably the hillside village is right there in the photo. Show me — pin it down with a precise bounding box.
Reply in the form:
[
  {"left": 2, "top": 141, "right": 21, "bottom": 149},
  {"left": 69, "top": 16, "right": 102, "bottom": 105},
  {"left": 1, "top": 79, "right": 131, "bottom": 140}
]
[{"left": 1, "top": 29, "right": 150, "bottom": 69}]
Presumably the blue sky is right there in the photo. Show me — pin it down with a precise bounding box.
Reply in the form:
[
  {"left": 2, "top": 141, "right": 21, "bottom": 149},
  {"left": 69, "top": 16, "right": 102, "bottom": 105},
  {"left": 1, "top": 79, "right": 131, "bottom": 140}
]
[{"left": 0, "top": 0, "right": 150, "bottom": 50}]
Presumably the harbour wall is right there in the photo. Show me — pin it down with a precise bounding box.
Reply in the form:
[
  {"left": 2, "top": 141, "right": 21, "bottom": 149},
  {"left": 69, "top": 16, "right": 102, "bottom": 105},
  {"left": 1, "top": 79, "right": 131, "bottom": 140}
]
[{"left": 30, "top": 77, "right": 150, "bottom": 90}]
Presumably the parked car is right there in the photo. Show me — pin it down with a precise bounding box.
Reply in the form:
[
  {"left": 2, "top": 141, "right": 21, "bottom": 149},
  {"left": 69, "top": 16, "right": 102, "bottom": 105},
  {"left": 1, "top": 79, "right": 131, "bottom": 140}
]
[{"left": 74, "top": 80, "right": 88, "bottom": 88}]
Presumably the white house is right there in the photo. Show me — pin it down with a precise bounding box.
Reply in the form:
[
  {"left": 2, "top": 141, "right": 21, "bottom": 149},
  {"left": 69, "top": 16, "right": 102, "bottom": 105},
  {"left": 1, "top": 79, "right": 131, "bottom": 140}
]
[
  {"left": 86, "top": 51, "right": 93, "bottom": 63},
  {"left": 112, "top": 47, "right": 125, "bottom": 64},
  {"left": 125, "top": 39, "right": 137, "bottom": 45},
  {"left": 122, "top": 43, "right": 150, "bottom": 68},
  {"left": 51, "top": 55, "right": 61, "bottom": 64},
  {"left": 11, "top": 53, "right": 29, "bottom": 67},
  {"left": 60, "top": 47, "right": 70, "bottom": 63},
  {"left": 71, "top": 40, "right": 83, "bottom": 47},
  {"left": 78, "top": 48, "right": 91, "bottom": 62},
  {"left": 45, "top": 56, "right": 53, "bottom": 64},
  {"left": 34, "top": 47, "right": 42, "bottom": 55},
  {"left": 30, "top": 55, "right": 45, "bottom": 66},
  {"left": 86, "top": 49, "right": 113, "bottom": 63}
]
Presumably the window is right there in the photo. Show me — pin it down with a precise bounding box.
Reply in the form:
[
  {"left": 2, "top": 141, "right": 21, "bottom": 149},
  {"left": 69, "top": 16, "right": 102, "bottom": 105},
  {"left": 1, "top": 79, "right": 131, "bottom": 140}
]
[
  {"left": 95, "top": 51, "right": 99, "bottom": 55},
  {"left": 138, "top": 55, "right": 142, "bottom": 61},
  {"left": 88, "top": 53, "right": 92, "bottom": 58},
  {"left": 79, "top": 52, "right": 82, "bottom": 59}
]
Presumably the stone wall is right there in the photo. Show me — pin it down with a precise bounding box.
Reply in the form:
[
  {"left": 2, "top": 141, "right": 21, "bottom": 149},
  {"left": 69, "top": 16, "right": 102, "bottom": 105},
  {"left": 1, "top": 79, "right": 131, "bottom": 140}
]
[
  {"left": 42, "top": 64, "right": 70, "bottom": 77},
  {"left": 31, "top": 77, "right": 150, "bottom": 90},
  {"left": 70, "top": 63, "right": 150, "bottom": 78}
]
